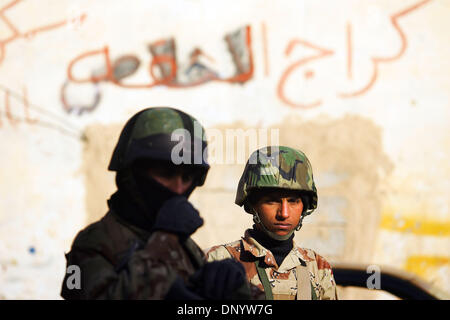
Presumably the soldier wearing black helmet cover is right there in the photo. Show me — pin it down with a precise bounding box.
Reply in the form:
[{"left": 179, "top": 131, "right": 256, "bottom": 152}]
[{"left": 61, "top": 107, "right": 256, "bottom": 300}]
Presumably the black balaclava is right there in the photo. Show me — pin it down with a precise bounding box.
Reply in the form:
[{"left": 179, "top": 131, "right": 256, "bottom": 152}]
[
  {"left": 108, "top": 168, "right": 183, "bottom": 230},
  {"left": 248, "top": 227, "right": 294, "bottom": 268}
]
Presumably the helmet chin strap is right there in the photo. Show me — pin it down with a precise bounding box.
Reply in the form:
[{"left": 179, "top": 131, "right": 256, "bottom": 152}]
[{"left": 250, "top": 206, "right": 303, "bottom": 241}]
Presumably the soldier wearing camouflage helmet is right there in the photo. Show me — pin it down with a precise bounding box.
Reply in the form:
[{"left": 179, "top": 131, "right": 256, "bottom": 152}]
[
  {"left": 206, "top": 146, "right": 338, "bottom": 300},
  {"left": 61, "top": 107, "right": 254, "bottom": 300}
]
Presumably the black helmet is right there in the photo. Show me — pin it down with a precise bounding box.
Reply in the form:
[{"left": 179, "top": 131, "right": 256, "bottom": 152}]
[{"left": 109, "top": 106, "right": 209, "bottom": 186}]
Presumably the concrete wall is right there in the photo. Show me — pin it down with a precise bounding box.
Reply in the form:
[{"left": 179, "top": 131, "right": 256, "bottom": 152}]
[{"left": 0, "top": 0, "right": 448, "bottom": 299}]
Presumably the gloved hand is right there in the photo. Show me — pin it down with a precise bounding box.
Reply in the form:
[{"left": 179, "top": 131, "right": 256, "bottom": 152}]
[
  {"left": 152, "top": 196, "right": 204, "bottom": 239},
  {"left": 165, "top": 275, "right": 203, "bottom": 300},
  {"left": 189, "top": 259, "right": 249, "bottom": 300}
]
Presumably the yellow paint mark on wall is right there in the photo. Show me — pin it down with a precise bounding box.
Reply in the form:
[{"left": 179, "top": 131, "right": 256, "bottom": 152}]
[
  {"left": 405, "top": 256, "right": 450, "bottom": 280},
  {"left": 405, "top": 256, "right": 450, "bottom": 299},
  {"left": 380, "top": 213, "right": 450, "bottom": 236}
]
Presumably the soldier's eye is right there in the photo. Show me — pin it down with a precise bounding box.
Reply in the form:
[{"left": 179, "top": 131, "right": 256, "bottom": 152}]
[
  {"left": 158, "top": 167, "right": 176, "bottom": 178},
  {"left": 181, "top": 172, "right": 195, "bottom": 183}
]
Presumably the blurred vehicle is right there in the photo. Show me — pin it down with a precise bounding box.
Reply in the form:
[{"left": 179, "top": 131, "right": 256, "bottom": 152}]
[{"left": 332, "top": 263, "right": 449, "bottom": 300}]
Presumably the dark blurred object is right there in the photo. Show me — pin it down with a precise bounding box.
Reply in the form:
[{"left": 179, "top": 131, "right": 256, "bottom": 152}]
[
  {"left": 332, "top": 263, "right": 449, "bottom": 300},
  {"left": 152, "top": 196, "right": 204, "bottom": 240},
  {"left": 189, "top": 259, "right": 251, "bottom": 300},
  {"left": 165, "top": 276, "right": 202, "bottom": 300}
]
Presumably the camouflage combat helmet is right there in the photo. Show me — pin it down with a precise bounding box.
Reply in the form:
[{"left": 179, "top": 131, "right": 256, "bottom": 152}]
[
  {"left": 108, "top": 107, "right": 210, "bottom": 186},
  {"left": 235, "top": 146, "right": 318, "bottom": 239}
]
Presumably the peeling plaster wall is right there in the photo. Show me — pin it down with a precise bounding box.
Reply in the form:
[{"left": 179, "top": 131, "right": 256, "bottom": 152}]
[{"left": 0, "top": 0, "right": 449, "bottom": 299}]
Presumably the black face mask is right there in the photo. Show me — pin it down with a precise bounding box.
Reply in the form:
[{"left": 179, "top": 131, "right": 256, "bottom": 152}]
[
  {"left": 134, "top": 172, "right": 180, "bottom": 211},
  {"left": 110, "top": 169, "right": 189, "bottom": 230},
  {"left": 249, "top": 227, "right": 294, "bottom": 267}
]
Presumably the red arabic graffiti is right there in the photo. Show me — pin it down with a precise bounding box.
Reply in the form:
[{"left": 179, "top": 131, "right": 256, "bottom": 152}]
[
  {"left": 277, "top": 0, "right": 432, "bottom": 109},
  {"left": 61, "top": 25, "right": 253, "bottom": 115},
  {"left": 338, "top": 0, "right": 432, "bottom": 98},
  {"left": 277, "top": 39, "right": 334, "bottom": 109},
  {"left": 57, "top": 1, "right": 432, "bottom": 115},
  {"left": 0, "top": 84, "right": 84, "bottom": 140},
  {"left": 0, "top": 0, "right": 87, "bottom": 67},
  {"left": 0, "top": 86, "right": 38, "bottom": 128}
]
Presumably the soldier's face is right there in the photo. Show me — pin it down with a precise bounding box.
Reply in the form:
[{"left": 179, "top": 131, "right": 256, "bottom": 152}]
[
  {"left": 254, "top": 190, "right": 303, "bottom": 236},
  {"left": 145, "top": 162, "right": 197, "bottom": 195}
]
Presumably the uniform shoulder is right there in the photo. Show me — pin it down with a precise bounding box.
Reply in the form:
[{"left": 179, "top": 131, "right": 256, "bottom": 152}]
[
  {"left": 295, "top": 246, "right": 333, "bottom": 270},
  {"left": 205, "top": 239, "right": 241, "bottom": 262},
  {"left": 295, "top": 247, "right": 338, "bottom": 299},
  {"left": 69, "top": 214, "right": 111, "bottom": 252}
]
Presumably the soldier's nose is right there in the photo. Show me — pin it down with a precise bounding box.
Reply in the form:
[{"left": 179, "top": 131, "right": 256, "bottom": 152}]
[
  {"left": 168, "top": 174, "right": 190, "bottom": 195},
  {"left": 277, "top": 199, "right": 290, "bottom": 219}
]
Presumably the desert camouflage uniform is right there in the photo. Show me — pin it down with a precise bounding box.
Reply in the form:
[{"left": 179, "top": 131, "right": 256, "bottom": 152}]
[
  {"left": 208, "top": 146, "right": 338, "bottom": 300},
  {"left": 206, "top": 230, "right": 338, "bottom": 300}
]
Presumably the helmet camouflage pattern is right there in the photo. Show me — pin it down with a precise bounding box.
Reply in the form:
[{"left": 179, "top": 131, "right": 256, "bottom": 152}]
[
  {"left": 235, "top": 146, "right": 318, "bottom": 215},
  {"left": 108, "top": 106, "right": 209, "bottom": 185}
]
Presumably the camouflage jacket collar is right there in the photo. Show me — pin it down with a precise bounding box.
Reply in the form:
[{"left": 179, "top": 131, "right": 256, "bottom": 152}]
[{"left": 241, "top": 229, "right": 308, "bottom": 272}]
